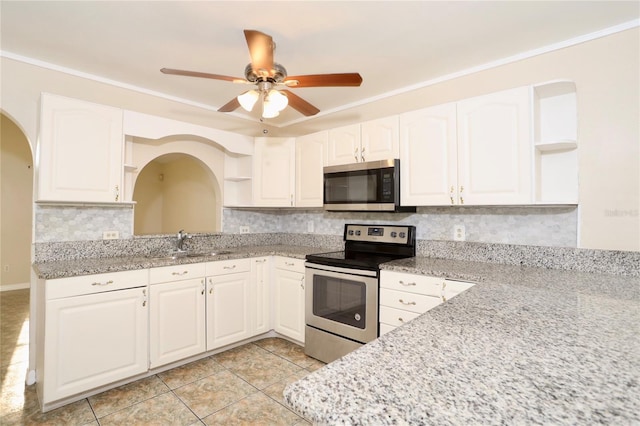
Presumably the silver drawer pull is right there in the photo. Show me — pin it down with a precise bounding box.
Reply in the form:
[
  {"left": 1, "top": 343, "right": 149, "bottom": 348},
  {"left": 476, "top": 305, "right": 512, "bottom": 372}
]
[
  {"left": 223, "top": 265, "right": 236, "bottom": 270},
  {"left": 172, "top": 271, "right": 189, "bottom": 276},
  {"left": 255, "top": 259, "right": 267, "bottom": 263},
  {"left": 399, "top": 299, "right": 416, "bottom": 306},
  {"left": 399, "top": 280, "right": 416, "bottom": 286},
  {"left": 285, "top": 262, "right": 295, "bottom": 266},
  {"left": 91, "top": 280, "right": 113, "bottom": 286},
  {"left": 398, "top": 317, "right": 405, "bottom": 323}
]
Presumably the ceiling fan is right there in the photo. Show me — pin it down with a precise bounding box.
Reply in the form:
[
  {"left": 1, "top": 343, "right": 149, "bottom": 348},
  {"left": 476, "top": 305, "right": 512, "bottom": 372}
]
[{"left": 161, "top": 30, "right": 363, "bottom": 119}]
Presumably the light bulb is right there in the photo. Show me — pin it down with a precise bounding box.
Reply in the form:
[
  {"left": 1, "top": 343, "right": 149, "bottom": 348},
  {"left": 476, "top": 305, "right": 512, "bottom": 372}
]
[
  {"left": 262, "top": 97, "right": 280, "bottom": 118},
  {"left": 268, "top": 89, "right": 289, "bottom": 111},
  {"left": 237, "top": 90, "right": 259, "bottom": 111}
]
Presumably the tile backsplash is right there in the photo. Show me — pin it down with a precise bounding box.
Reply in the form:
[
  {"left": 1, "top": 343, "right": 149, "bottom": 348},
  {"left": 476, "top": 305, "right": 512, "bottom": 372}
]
[{"left": 222, "top": 206, "right": 578, "bottom": 248}]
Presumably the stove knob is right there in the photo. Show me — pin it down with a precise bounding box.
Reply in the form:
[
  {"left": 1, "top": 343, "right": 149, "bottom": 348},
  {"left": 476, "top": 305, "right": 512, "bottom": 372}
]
[
  {"left": 355, "top": 230, "right": 361, "bottom": 236},
  {"left": 399, "top": 232, "right": 406, "bottom": 238},
  {"left": 348, "top": 230, "right": 354, "bottom": 235},
  {"left": 390, "top": 231, "right": 397, "bottom": 238}
]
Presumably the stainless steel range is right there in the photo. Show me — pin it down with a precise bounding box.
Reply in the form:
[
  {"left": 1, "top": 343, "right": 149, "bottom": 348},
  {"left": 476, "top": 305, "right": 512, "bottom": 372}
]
[{"left": 304, "top": 224, "right": 416, "bottom": 363}]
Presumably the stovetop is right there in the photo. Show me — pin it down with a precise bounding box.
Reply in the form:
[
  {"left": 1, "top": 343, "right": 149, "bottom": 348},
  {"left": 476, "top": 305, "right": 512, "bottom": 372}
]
[{"left": 305, "top": 224, "right": 417, "bottom": 271}]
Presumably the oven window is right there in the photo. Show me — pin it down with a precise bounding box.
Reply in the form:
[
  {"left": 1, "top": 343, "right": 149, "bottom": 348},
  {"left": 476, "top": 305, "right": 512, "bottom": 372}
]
[{"left": 312, "top": 275, "right": 366, "bottom": 329}]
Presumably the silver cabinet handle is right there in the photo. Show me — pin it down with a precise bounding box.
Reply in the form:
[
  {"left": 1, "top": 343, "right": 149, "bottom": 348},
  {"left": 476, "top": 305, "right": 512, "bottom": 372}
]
[
  {"left": 300, "top": 276, "right": 305, "bottom": 290},
  {"left": 255, "top": 259, "right": 267, "bottom": 263},
  {"left": 223, "top": 265, "right": 236, "bottom": 270},
  {"left": 91, "top": 280, "right": 114, "bottom": 286},
  {"left": 399, "top": 299, "right": 416, "bottom": 306},
  {"left": 399, "top": 280, "right": 416, "bottom": 286},
  {"left": 360, "top": 146, "right": 365, "bottom": 162},
  {"left": 172, "top": 271, "right": 188, "bottom": 276},
  {"left": 398, "top": 317, "right": 405, "bottom": 323},
  {"left": 354, "top": 147, "right": 359, "bottom": 161}
]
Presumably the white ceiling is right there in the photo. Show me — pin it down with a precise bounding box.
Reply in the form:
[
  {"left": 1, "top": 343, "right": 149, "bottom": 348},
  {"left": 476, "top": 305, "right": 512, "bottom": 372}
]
[{"left": 1, "top": 1, "right": 638, "bottom": 136}]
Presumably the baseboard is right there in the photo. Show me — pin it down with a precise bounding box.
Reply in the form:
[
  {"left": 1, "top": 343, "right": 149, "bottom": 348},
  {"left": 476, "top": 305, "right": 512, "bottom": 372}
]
[{"left": 0, "top": 282, "right": 30, "bottom": 292}]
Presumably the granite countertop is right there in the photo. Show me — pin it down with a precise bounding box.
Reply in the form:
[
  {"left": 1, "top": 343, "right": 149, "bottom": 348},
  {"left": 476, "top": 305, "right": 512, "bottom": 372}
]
[
  {"left": 284, "top": 257, "right": 640, "bottom": 425},
  {"left": 33, "top": 245, "right": 327, "bottom": 280}
]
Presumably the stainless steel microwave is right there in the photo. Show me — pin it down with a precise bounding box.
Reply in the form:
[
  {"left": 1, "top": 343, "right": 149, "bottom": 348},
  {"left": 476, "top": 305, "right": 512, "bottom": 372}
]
[{"left": 323, "top": 159, "right": 415, "bottom": 212}]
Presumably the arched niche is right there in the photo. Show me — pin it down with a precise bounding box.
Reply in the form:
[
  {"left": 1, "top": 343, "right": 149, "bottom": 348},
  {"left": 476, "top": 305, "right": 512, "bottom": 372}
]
[{"left": 130, "top": 135, "right": 225, "bottom": 233}]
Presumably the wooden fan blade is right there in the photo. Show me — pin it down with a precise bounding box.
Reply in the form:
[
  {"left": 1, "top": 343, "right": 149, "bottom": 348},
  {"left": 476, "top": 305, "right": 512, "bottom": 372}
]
[
  {"left": 218, "top": 97, "right": 241, "bottom": 113},
  {"left": 282, "top": 90, "right": 320, "bottom": 116},
  {"left": 284, "top": 73, "right": 363, "bottom": 88},
  {"left": 244, "top": 30, "right": 274, "bottom": 77},
  {"left": 161, "top": 68, "right": 244, "bottom": 82}
]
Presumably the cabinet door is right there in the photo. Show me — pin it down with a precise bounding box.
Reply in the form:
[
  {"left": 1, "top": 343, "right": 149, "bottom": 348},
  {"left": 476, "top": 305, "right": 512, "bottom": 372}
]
[
  {"left": 149, "top": 279, "right": 206, "bottom": 369},
  {"left": 400, "top": 103, "right": 457, "bottom": 206},
  {"left": 251, "top": 257, "right": 271, "bottom": 335},
  {"left": 253, "top": 137, "right": 295, "bottom": 207},
  {"left": 38, "top": 94, "right": 123, "bottom": 202},
  {"left": 295, "top": 131, "right": 327, "bottom": 207},
  {"left": 206, "top": 272, "right": 252, "bottom": 350},
  {"left": 360, "top": 116, "right": 400, "bottom": 163},
  {"left": 43, "top": 287, "right": 148, "bottom": 403},
  {"left": 273, "top": 269, "right": 305, "bottom": 343},
  {"left": 456, "top": 87, "right": 532, "bottom": 205},
  {"left": 327, "top": 124, "right": 361, "bottom": 166}
]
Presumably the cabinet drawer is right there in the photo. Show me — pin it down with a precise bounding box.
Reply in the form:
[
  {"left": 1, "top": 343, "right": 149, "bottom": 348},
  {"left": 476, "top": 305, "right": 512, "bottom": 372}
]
[
  {"left": 206, "top": 258, "right": 251, "bottom": 276},
  {"left": 381, "top": 271, "right": 445, "bottom": 297},
  {"left": 444, "top": 280, "right": 475, "bottom": 300},
  {"left": 275, "top": 257, "right": 305, "bottom": 273},
  {"left": 380, "top": 288, "right": 442, "bottom": 314},
  {"left": 149, "top": 262, "right": 206, "bottom": 284},
  {"left": 379, "top": 305, "right": 421, "bottom": 328},
  {"left": 46, "top": 269, "right": 148, "bottom": 300},
  {"left": 379, "top": 322, "right": 397, "bottom": 336}
]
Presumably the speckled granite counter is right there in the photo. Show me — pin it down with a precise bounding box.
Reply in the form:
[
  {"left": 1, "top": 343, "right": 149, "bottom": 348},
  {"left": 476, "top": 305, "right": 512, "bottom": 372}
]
[
  {"left": 284, "top": 257, "right": 640, "bottom": 425},
  {"left": 33, "top": 245, "right": 326, "bottom": 280}
]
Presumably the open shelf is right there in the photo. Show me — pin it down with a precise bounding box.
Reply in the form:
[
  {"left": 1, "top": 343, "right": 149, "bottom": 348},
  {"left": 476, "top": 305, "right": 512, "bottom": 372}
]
[{"left": 533, "top": 80, "right": 578, "bottom": 204}]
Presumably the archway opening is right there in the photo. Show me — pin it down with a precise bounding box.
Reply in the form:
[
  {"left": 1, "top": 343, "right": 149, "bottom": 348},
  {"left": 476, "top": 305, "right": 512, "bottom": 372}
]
[{"left": 133, "top": 153, "right": 219, "bottom": 235}]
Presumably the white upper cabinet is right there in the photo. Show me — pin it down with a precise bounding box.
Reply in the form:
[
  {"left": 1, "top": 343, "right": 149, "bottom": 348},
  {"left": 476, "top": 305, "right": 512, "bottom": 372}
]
[
  {"left": 401, "top": 86, "right": 533, "bottom": 206},
  {"left": 295, "top": 131, "right": 327, "bottom": 207},
  {"left": 400, "top": 103, "right": 457, "bottom": 206},
  {"left": 360, "top": 115, "right": 400, "bottom": 163},
  {"left": 38, "top": 93, "right": 124, "bottom": 203},
  {"left": 327, "top": 118, "right": 400, "bottom": 166},
  {"left": 456, "top": 86, "right": 532, "bottom": 205},
  {"left": 253, "top": 137, "right": 296, "bottom": 207},
  {"left": 327, "top": 124, "right": 361, "bottom": 166}
]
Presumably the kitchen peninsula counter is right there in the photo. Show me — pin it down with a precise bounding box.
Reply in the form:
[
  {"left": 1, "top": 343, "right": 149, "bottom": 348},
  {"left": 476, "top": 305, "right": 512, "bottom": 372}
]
[
  {"left": 284, "top": 257, "right": 640, "bottom": 425},
  {"left": 33, "top": 245, "right": 326, "bottom": 280}
]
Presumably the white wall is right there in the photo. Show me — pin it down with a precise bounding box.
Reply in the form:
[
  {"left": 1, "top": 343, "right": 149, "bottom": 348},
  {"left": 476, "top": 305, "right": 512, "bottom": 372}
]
[{"left": 0, "top": 114, "right": 33, "bottom": 289}]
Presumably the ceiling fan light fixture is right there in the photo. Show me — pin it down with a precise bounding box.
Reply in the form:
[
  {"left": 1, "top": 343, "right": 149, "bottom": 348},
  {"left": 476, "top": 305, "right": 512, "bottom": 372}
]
[
  {"left": 262, "top": 96, "right": 280, "bottom": 118},
  {"left": 267, "top": 89, "right": 288, "bottom": 112},
  {"left": 237, "top": 90, "right": 259, "bottom": 111}
]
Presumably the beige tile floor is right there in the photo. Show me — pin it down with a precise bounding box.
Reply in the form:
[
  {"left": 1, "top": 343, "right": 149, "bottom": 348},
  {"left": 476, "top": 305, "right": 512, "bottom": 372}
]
[{"left": 0, "top": 289, "right": 324, "bottom": 425}]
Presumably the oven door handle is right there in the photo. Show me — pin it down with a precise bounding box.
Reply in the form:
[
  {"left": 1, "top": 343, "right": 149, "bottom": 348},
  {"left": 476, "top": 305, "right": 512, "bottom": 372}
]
[{"left": 305, "top": 262, "right": 378, "bottom": 278}]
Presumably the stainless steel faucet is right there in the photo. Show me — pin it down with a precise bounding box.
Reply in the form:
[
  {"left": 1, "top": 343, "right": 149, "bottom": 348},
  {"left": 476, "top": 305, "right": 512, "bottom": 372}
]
[{"left": 176, "top": 229, "right": 192, "bottom": 252}]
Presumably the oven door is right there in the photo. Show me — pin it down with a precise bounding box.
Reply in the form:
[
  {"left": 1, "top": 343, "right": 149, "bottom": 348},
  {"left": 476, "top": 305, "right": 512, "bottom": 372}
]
[{"left": 305, "top": 262, "right": 379, "bottom": 344}]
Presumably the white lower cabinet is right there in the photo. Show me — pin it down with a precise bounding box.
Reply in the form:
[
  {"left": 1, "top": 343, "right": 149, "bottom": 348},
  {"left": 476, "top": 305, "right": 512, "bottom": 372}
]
[
  {"left": 273, "top": 257, "right": 306, "bottom": 343},
  {"left": 38, "top": 269, "right": 148, "bottom": 408},
  {"left": 149, "top": 277, "right": 206, "bottom": 369},
  {"left": 252, "top": 257, "right": 271, "bottom": 335},
  {"left": 206, "top": 258, "right": 252, "bottom": 350},
  {"left": 379, "top": 270, "right": 474, "bottom": 335}
]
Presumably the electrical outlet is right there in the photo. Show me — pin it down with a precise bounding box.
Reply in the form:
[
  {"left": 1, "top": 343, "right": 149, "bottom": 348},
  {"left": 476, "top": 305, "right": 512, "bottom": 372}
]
[
  {"left": 307, "top": 221, "right": 315, "bottom": 233},
  {"left": 453, "top": 225, "right": 466, "bottom": 241},
  {"left": 239, "top": 226, "right": 250, "bottom": 234},
  {"left": 102, "top": 230, "right": 120, "bottom": 240}
]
